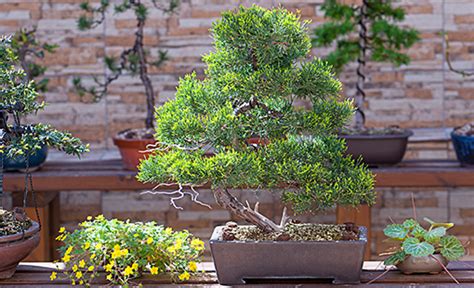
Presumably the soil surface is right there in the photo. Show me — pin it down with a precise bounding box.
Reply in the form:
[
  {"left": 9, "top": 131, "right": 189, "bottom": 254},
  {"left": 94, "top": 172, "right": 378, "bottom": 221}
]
[
  {"left": 0, "top": 208, "right": 32, "bottom": 236},
  {"left": 340, "top": 126, "right": 408, "bottom": 136},
  {"left": 221, "top": 222, "right": 360, "bottom": 241},
  {"left": 116, "top": 128, "right": 155, "bottom": 140}
]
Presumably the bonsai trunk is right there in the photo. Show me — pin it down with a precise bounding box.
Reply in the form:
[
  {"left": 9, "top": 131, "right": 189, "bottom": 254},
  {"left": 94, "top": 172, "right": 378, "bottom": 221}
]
[
  {"left": 136, "top": 17, "right": 155, "bottom": 130},
  {"left": 213, "top": 187, "right": 288, "bottom": 233},
  {"left": 354, "top": 1, "right": 368, "bottom": 130}
]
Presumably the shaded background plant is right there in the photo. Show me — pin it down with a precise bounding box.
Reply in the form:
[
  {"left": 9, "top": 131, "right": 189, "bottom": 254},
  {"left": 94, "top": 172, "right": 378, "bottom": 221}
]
[
  {"left": 137, "top": 5, "right": 376, "bottom": 233},
  {"left": 54, "top": 216, "right": 204, "bottom": 286},
  {"left": 73, "top": 0, "right": 179, "bottom": 131},
  {"left": 312, "top": 0, "right": 419, "bottom": 130}
]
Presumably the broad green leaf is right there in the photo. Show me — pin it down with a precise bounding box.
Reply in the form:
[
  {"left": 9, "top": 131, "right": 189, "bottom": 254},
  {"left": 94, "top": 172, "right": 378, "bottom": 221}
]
[
  {"left": 402, "top": 219, "right": 418, "bottom": 229},
  {"left": 440, "top": 236, "right": 465, "bottom": 261},
  {"left": 383, "top": 251, "right": 407, "bottom": 266},
  {"left": 412, "top": 224, "right": 427, "bottom": 239},
  {"left": 383, "top": 224, "right": 409, "bottom": 240},
  {"left": 403, "top": 237, "right": 435, "bottom": 257},
  {"left": 425, "top": 227, "right": 446, "bottom": 243}
]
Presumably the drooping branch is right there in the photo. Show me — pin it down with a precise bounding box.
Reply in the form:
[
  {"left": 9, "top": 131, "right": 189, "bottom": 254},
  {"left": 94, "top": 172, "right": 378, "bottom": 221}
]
[{"left": 445, "top": 33, "right": 474, "bottom": 77}]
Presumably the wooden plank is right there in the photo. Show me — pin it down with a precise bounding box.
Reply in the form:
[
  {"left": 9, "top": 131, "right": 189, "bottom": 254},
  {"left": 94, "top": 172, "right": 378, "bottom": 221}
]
[{"left": 336, "top": 204, "right": 371, "bottom": 260}]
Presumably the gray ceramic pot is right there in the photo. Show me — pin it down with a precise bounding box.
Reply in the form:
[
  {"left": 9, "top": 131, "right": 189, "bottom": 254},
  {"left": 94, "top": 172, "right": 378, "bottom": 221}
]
[
  {"left": 340, "top": 130, "right": 413, "bottom": 166},
  {"left": 209, "top": 225, "right": 367, "bottom": 285},
  {"left": 396, "top": 254, "right": 448, "bottom": 275},
  {"left": 0, "top": 221, "right": 40, "bottom": 279}
]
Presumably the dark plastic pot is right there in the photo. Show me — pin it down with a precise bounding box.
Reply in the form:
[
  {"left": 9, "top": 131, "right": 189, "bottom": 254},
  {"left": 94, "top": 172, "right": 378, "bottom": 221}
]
[
  {"left": 2, "top": 144, "right": 48, "bottom": 172},
  {"left": 340, "top": 130, "right": 413, "bottom": 166},
  {"left": 209, "top": 225, "right": 367, "bottom": 285},
  {"left": 113, "top": 137, "right": 156, "bottom": 171},
  {"left": 451, "top": 131, "right": 474, "bottom": 166},
  {"left": 0, "top": 221, "right": 40, "bottom": 279}
]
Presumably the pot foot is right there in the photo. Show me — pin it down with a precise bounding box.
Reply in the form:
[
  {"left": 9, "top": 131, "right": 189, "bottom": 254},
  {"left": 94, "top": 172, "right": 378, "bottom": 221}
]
[{"left": 0, "top": 264, "right": 18, "bottom": 279}]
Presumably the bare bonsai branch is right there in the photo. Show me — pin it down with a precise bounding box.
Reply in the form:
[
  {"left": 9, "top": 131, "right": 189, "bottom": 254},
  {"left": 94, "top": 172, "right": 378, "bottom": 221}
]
[
  {"left": 141, "top": 183, "right": 212, "bottom": 210},
  {"left": 445, "top": 33, "right": 474, "bottom": 77},
  {"left": 233, "top": 96, "right": 283, "bottom": 118}
]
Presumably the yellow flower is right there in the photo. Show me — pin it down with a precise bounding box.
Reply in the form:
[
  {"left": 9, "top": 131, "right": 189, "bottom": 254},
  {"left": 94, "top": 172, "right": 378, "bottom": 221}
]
[
  {"left": 79, "top": 280, "right": 84, "bottom": 285},
  {"left": 75, "top": 271, "right": 83, "bottom": 279},
  {"left": 165, "top": 227, "right": 173, "bottom": 234},
  {"left": 88, "top": 265, "right": 94, "bottom": 272},
  {"left": 113, "top": 244, "right": 121, "bottom": 251},
  {"left": 149, "top": 266, "right": 159, "bottom": 275},
  {"left": 120, "top": 249, "right": 129, "bottom": 257},
  {"left": 71, "top": 280, "right": 76, "bottom": 285},
  {"left": 65, "top": 246, "right": 73, "bottom": 255},
  {"left": 167, "top": 245, "right": 176, "bottom": 253},
  {"left": 96, "top": 214, "right": 105, "bottom": 221},
  {"left": 87, "top": 216, "right": 92, "bottom": 221},
  {"left": 83, "top": 242, "right": 90, "bottom": 250},
  {"left": 146, "top": 237, "right": 153, "bottom": 245},
  {"left": 50, "top": 271, "right": 57, "bottom": 281},
  {"left": 79, "top": 260, "right": 86, "bottom": 268},
  {"left": 90, "top": 254, "right": 96, "bottom": 260},
  {"left": 178, "top": 271, "right": 190, "bottom": 281},
  {"left": 106, "top": 274, "right": 113, "bottom": 281},
  {"left": 62, "top": 254, "right": 71, "bottom": 263},
  {"left": 123, "top": 266, "right": 133, "bottom": 276},
  {"left": 59, "top": 227, "right": 66, "bottom": 234},
  {"left": 188, "top": 261, "right": 197, "bottom": 272},
  {"left": 105, "top": 262, "right": 114, "bottom": 272},
  {"left": 132, "top": 263, "right": 138, "bottom": 270},
  {"left": 95, "top": 243, "right": 102, "bottom": 250},
  {"left": 111, "top": 250, "right": 121, "bottom": 259},
  {"left": 175, "top": 239, "right": 182, "bottom": 249},
  {"left": 133, "top": 233, "right": 139, "bottom": 238},
  {"left": 72, "top": 265, "right": 78, "bottom": 272},
  {"left": 191, "top": 238, "right": 204, "bottom": 251}
]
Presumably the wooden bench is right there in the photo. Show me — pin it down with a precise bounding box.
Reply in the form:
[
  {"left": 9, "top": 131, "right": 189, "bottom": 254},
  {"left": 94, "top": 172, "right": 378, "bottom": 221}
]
[
  {"left": 4, "top": 159, "right": 474, "bottom": 261},
  {"left": 0, "top": 261, "right": 473, "bottom": 287}
]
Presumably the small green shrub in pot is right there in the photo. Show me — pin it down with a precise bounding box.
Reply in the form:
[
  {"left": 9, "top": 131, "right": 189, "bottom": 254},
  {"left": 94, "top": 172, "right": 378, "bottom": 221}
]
[
  {"left": 383, "top": 217, "right": 465, "bottom": 274},
  {"left": 53, "top": 216, "right": 204, "bottom": 286}
]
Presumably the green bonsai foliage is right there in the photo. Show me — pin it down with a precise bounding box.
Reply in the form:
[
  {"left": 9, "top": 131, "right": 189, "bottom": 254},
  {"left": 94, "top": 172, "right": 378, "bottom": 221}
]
[
  {"left": 73, "top": 0, "right": 179, "bottom": 130},
  {"left": 312, "top": 0, "right": 419, "bottom": 129},
  {"left": 10, "top": 27, "right": 58, "bottom": 92},
  {"left": 383, "top": 218, "right": 465, "bottom": 266},
  {"left": 0, "top": 36, "right": 88, "bottom": 213},
  {"left": 54, "top": 216, "right": 204, "bottom": 286},
  {"left": 138, "top": 6, "right": 375, "bottom": 232}
]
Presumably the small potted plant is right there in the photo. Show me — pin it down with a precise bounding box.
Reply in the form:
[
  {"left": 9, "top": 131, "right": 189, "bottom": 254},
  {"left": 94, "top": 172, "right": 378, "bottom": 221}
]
[
  {"left": 444, "top": 34, "right": 474, "bottom": 166},
  {"left": 382, "top": 217, "right": 465, "bottom": 275},
  {"left": 74, "top": 0, "right": 179, "bottom": 170},
  {"left": 52, "top": 216, "right": 204, "bottom": 286},
  {"left": 312, "top": 0, "right": 419, "bottom": 166},
  {"left": 0, "top": 36, "right": 87, "bottom": 279},
  {"left": 138, "top": 5, "right": 376, "bottom": 284},
  {"left": 3, "top": 27, "right": 58, "bottom": 171}
]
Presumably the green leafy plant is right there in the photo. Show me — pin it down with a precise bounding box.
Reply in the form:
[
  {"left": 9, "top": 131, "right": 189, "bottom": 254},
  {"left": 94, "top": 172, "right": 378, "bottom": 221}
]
[
  {"left": 53, "top": 216, "right": 204, "bottom": 286},
  {"left": 312, "top": 0, "right": 419, "bottom": 129},
  {"left": 73, "top": 0, "right": 179, "bottom": 130},
  {"left": 10, "top": 27, "right": 58, "bottom": 92},
  {"left": 137, "top": 5, "right": 376, "bottom": 233},
  {"left": 383, "top": 217, "right": 465, "bottom": 266},
  {"left": 0, "top": 35, "right": 88, "bottom": 230}
]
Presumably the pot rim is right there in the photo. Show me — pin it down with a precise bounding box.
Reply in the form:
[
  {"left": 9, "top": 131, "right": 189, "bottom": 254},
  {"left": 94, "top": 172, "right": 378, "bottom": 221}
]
[
  {"left": 451, "top": 130, "right": 474, "bottom": 139},
  {"left": 340, "top": 130, "right": 413, "bottom": 140},
  {"left": 209, "top": 225, "right": 368, "bottom": 244},
  {"left": 0, "top": 221, "right": 40, "bottom": 244}
]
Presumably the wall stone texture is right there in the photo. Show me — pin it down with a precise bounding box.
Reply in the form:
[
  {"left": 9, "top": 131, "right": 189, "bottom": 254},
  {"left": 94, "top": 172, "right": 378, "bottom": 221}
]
[{"left": 1, "top": 0, "right": 474, "bottom": 260}]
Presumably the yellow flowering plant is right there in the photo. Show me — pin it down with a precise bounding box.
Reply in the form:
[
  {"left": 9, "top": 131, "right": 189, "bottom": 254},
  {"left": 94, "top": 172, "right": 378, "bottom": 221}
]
[{"left": 54, "top": 216, "right": 204, "bottom": 287}]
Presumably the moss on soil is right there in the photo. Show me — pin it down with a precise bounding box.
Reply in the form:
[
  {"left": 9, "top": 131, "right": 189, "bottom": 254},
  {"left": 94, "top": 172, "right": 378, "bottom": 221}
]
[
  {"left": 222, "top": 223, "right": 360, "bottom": 241},
  {"left": 0, "top": 209, "right": 32, "bottom": 236}
]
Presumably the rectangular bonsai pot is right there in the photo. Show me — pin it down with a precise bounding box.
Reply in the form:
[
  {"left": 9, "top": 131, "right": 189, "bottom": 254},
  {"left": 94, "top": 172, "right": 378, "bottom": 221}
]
[{"left": 209, "top": 225, "right": 367, "bottom": 285}]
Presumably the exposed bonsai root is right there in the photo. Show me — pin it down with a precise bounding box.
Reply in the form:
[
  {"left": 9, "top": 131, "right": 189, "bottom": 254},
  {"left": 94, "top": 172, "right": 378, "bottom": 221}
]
[{"left": 214, "top": 188, "right": 289, "bottom": 233}]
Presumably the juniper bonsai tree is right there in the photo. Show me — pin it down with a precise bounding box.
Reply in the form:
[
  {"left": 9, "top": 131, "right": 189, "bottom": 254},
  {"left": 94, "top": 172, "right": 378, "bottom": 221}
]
[
  {"left": 312, "top": 0, "right": 419, "bottom": 130},
  {"left": 137, "top": 5, "right": 376, "bottom": 233},
  {"left": 0, "top": 36, "right": 88, "bottom": 231},
  {"left": 73, "top": 0, "right": 179, "bottom": 131}
]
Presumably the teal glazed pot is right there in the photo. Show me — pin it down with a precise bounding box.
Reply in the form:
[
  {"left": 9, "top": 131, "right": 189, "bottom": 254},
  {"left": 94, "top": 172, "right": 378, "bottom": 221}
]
[{"left": 2, "top": 144, "right": 48, "bottom": 172}]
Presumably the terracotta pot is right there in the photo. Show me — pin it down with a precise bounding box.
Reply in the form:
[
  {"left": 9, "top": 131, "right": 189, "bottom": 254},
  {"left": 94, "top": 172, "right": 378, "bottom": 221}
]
[
  {"left": 246, "top": 137, "right": 270, "bottom": 146},
  {"left": 396, "top": 254, "right": 448, "bottom": 275},
  {"left": 210, "top": 225, "right": 367, "bottom": 285},
  {"left": 340, "top": 130, "right": 413, "bottom": 166},
  {"left": 0, "top": 221, "right": 40, "bottom": 279},
  {"left": 113, "top": 137, "right": 156, "bottom": 171}
]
